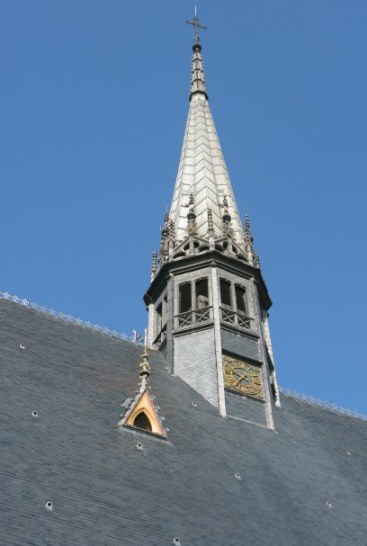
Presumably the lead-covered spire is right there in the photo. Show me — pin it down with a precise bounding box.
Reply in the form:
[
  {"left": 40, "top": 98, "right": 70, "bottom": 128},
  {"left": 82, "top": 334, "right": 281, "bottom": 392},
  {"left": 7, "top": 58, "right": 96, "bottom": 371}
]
[
  {"left": 152, "top": 11, "right": 263, "bottom": 275},
  {"left": 168, "top": 25, "right": 245, "bottom": 251}
]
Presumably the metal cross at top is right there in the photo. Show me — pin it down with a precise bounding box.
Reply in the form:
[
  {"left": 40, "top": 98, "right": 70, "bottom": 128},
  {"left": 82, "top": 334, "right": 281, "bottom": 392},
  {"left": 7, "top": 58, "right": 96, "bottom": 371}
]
[{"left": 185, "top": 6, "right": 207, "bottom": 44}]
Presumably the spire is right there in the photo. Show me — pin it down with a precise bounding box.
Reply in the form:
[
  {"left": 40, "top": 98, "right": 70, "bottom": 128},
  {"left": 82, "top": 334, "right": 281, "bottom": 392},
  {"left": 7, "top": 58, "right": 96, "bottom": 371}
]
[
  {"left": 243, "top": 213, "right": 260, "bottom": 268},
  {"left": 168, "top": 19, "right": 245, "bottom": 250},
  {"left": 151, "top": 250, "right": 157, "bottom": 279},
  {"left": 186, "top": 9, "right": 208, "bottom": 100}
]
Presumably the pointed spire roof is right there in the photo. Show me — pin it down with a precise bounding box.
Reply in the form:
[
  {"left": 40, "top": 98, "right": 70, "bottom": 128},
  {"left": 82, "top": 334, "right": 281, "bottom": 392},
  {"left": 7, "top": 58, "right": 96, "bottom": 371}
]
[{"left": 169, "top": 17, "right": 245, "bottom": 249}]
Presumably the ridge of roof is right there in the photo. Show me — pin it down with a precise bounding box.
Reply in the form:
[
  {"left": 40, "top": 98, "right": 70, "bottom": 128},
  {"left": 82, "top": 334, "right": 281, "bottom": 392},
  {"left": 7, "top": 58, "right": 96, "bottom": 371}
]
[
  {"left": 0, "top": 291, "right": 145, "bottom": 348},
  {"left": 280, "top": 387, "right": 367, "bottom": 423}
]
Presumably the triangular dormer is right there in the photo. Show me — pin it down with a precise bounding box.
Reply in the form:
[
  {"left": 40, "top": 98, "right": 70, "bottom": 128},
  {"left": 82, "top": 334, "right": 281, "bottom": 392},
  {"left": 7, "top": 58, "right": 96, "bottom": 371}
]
[{"left": 118, "top": 350, "right": 166, "bottom": 438}]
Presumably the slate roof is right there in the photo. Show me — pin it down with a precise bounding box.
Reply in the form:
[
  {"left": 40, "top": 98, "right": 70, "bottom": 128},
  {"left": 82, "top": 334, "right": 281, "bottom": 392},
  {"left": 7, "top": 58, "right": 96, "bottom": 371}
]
[{"left": 1, "top": 298, "right": 367, "bottom": 546}]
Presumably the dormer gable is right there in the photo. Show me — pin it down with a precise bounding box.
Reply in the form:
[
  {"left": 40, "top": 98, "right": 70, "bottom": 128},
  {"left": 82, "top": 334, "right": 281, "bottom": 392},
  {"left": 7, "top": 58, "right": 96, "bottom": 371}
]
[{"left": 118, "top": 348, "right": 167, "bottom": 438}]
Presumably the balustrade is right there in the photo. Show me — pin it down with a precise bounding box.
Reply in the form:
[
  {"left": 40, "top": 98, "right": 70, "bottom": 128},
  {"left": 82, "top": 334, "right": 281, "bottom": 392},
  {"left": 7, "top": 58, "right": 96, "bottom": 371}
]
[
  {"left": 220, "top": 307, "right": 252, "bottom": 330},
  {"left": 173, "top": 306, "right": 252, "bottom": 331},
  {"left": 175, "top": 306, "right": 212, "bottom": 329}
]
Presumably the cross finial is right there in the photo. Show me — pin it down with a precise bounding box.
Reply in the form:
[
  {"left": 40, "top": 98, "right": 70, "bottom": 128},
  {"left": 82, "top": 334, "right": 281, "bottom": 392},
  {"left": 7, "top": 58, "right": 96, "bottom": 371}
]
[{"left": 185, "top": 7, "right": 207, "bottom": 45}]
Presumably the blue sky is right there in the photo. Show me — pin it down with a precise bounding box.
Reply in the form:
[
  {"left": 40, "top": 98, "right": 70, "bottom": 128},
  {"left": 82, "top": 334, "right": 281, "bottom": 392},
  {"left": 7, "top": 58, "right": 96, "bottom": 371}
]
[{"left": 1, "top": 1, "right": 366, "bottom": 413}]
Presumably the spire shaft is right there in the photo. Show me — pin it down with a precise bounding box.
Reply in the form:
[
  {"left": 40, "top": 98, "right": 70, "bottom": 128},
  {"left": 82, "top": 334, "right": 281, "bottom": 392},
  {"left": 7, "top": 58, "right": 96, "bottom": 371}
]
[
  {"left": 168, "top": 33, "right": 244, "bottom": 249},
  {"left": 190, "top": 43, "right": 208, "bottom": 100}
]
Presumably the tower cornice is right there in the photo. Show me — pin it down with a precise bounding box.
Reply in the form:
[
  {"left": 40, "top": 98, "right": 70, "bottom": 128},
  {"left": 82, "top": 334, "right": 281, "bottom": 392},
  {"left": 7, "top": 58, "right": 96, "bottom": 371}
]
[{"left": 144, "top": 250, "right": 272, "bottom": 310}]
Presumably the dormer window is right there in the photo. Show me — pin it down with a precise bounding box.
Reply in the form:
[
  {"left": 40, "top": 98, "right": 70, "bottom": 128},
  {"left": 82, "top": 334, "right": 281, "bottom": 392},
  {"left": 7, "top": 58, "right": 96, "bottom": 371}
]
[
  {"left": 121, "top": 393, "right": 166, "bottom": 438},
  {"left": 118, "top": 350, "right": 167, "bottom": 438},
  {"left": 133, "top": 412, "right": 152, "bottom": 432}
]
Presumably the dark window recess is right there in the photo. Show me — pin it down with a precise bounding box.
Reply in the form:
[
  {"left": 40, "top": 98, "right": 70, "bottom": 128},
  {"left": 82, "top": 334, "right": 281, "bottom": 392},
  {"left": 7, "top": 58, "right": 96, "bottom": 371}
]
[
  {"left": 271, "top": 381, "right": 277, "bottom": 401},
  {"left": 156, "top": 303, "right": 163, "bottom": 332},
  {"left": 235, "top": 285, "right": 247, "bottom": 314},
  {"left": 133, "top": 412, "right": 152, "bottom": 432},
  {"left": 196, "top": 278, "right": 209, "bottom": 308},
  {"left": 220, "top": 279, "right": 232, "bottom": 307},
  {"left": 163, "top": 296, "right": 167, "bottom": 327},
  {"left": 179, "top": 283, "right": 192, "bottom": 313}
]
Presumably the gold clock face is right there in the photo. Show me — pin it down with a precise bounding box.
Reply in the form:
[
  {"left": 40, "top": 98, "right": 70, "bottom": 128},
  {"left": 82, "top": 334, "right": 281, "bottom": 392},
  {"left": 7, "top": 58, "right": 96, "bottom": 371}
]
[{"left": 223, "top": 356, "right": 264, "bottom": 400}]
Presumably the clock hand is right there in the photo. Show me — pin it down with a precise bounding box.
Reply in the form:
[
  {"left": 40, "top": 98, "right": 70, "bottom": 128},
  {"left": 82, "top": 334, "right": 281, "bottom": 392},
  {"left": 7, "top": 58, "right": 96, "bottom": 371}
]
[{"left": 233, "top": 372, "right": 249, "bottom": 387}]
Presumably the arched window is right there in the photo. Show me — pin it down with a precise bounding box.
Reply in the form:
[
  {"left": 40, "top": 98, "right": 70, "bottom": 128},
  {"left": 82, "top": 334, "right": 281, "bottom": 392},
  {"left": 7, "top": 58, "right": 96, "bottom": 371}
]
[{"left": 133, "top": 412, "right": 152, "bottom": 432}]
